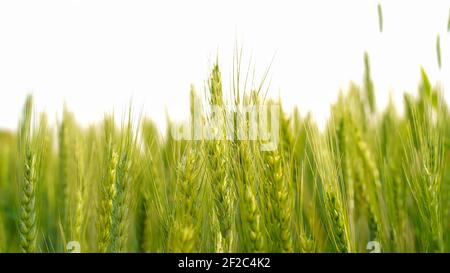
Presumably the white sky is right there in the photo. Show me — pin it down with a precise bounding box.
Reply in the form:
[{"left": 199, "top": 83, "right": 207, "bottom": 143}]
[{"left": 0, "top": 0, "right": 449, "bottom": 131}]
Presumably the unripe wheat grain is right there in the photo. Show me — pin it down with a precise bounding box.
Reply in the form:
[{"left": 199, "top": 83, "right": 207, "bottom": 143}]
[
  {"left": 98, "top": 145, "right": 118, "bottom": 253},
  {"left": 264, "top": 150, "right": 292, "bottom": 252},
  {"left": 19, "top": 149, "right": 38, "bottom": 253}
]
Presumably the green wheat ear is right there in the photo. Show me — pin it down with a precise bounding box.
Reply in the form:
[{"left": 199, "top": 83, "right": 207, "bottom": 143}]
[
  {"left": 19, "top": 149, "right": 38, "bottom": 253},
  {"left": 243, "top": 185, "right": 264, "bottom": 253},
  {"left": 168, "top": 146, "right": 202, "bottom": 253},
  {"left": 326, "top": 192, "right": 348, "bottom": 253},
  {"left": 98, "top": 133, "right": 118, "bottom": 253},
  {"left": 377, "top": 3, "right": 383, "bottom": 33},
  {"left": 18, "top": 95, "right": 39, "bottom": 253},
  {"left": 264, "top": 150, "right": 293, "bottom": 253},
  {"left": 208, "top": 60, "right": 223, "bottom": 106}
]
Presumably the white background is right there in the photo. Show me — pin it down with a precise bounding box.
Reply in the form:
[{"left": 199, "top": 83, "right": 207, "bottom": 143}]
[{"left": 0, "top": 0, "right": 449, "bottom": 131}]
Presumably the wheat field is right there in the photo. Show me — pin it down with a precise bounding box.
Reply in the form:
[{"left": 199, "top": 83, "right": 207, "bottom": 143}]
[{"left": 0, "top": 53, "right": 449, "bottom": 253}]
